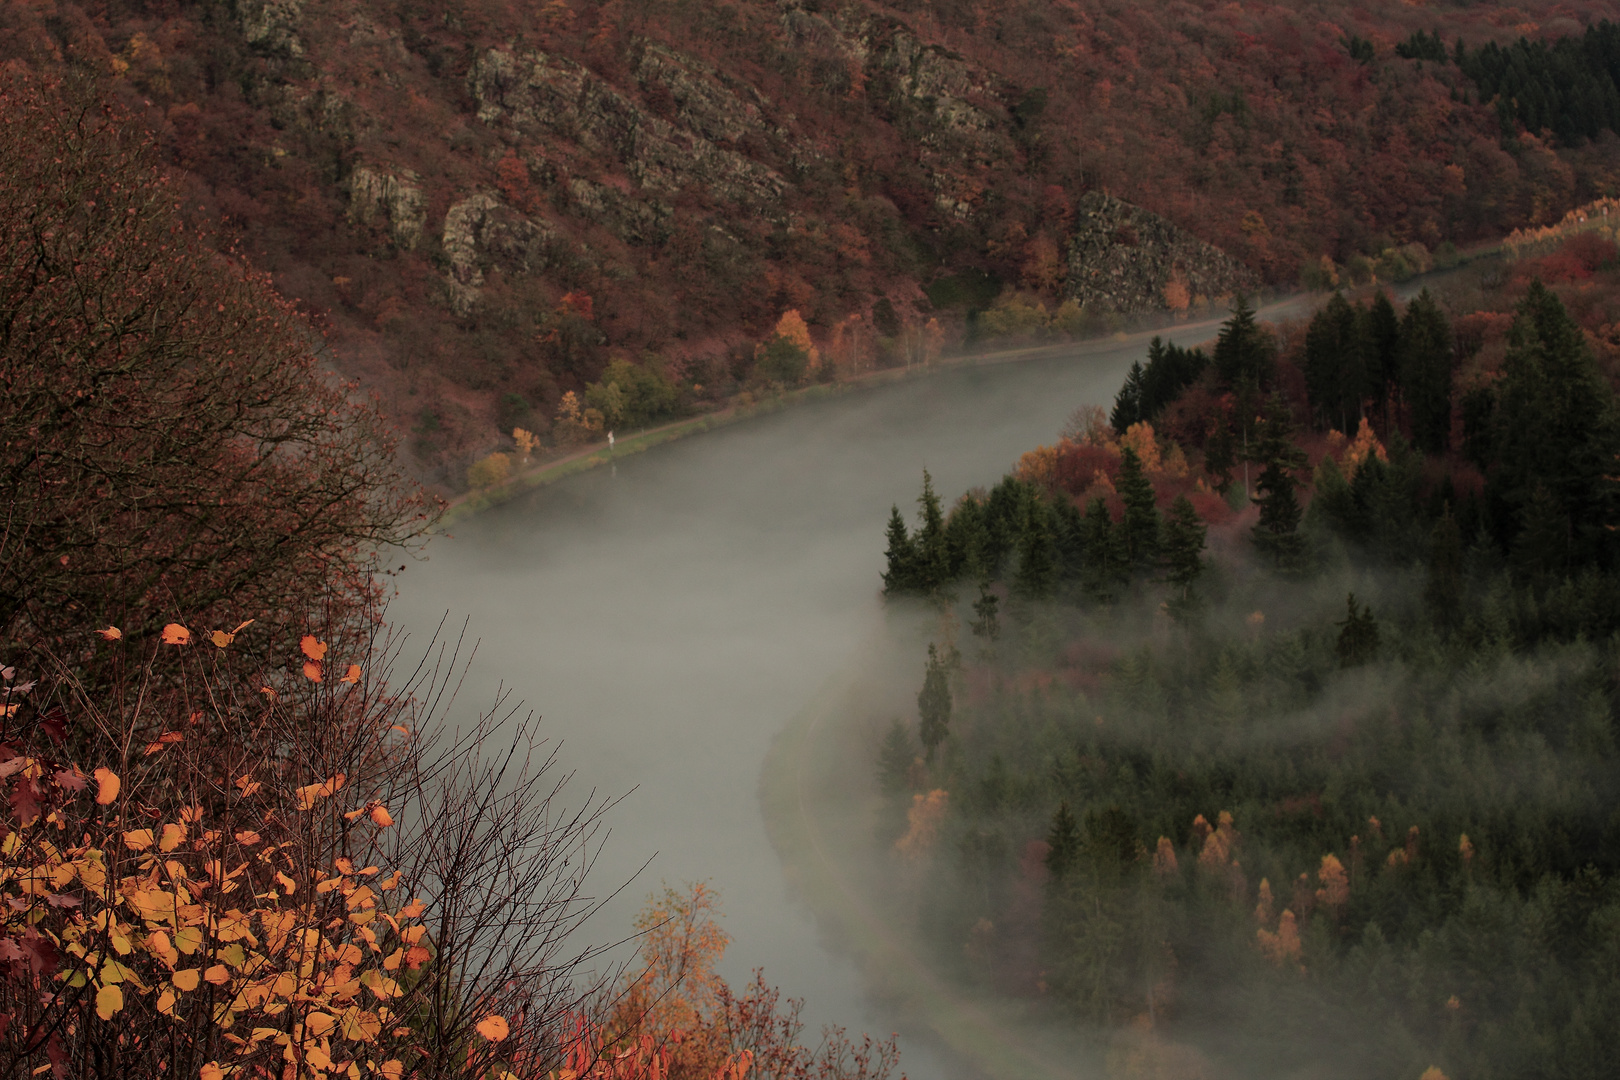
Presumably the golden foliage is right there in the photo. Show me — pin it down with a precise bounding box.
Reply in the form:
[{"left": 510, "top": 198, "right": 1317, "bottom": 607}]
[
  {"left": 1015, "top": 443, "right": 1065, "bottom": 488},
  {"left": 895, "top": 790, "right": 949, "bottom": 860},
  {"left": 555, "top": 391, "right": 605, "bottom": 445},
  {"left": 1342, "top": 417, "right": 1388, "bottom": 481},
  {"left": 1315, "top": 853, "right": 1348, "bottom": 911},
  {"left": 1152, "top": 837, "right": 1178, "bottom": 880},
  {"left": 1256, "top": 909, "right": 1302, "bottom": 966},
  {"left": 513, "top": 427, "right": 539, "bottom": 463},
  {"left": 467, "top": 451, "right": 513, "bottom": 491}
]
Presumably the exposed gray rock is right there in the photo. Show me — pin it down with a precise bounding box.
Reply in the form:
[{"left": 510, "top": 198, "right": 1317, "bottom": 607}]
[
  {"left": 441, "top": 193, "right": 559, "bottom": 314},
  {"left": 566, "top": 179, "right": 672, "bottom": 246},
  {"left": 348, "top": 167, "right": 426, "bottom": 250},
  {"left": 468, "top": 48, "right": 785, "bottom": 206},
  {"left": 634, "top": 42, "right": 769, "bottom": 147},
  {"left": 235, "top": 0, "right": 304, "bottom": 57},
  {"left": 1065, "top": 192, "right": 1256, "bottom": 315}
]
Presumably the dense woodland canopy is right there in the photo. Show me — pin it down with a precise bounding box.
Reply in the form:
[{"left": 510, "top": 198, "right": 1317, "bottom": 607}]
[
  {"left": 3, "top": 0, "right": 1619, "bottom": 484},
  {"left": 876, "top": 234, "right": 1620, "bottom": 1077}
]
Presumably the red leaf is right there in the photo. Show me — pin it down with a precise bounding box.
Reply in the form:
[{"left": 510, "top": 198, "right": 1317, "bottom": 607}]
[
  {"left": 9, "top": 779, "right": 38, "bottom": 825},
  {"left": 38, "top": 707, "right": 66, "bottom": 745}
]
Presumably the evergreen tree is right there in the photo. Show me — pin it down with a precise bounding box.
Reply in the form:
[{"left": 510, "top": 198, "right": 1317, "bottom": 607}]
[
  {"left": 876, "top": 719, "right": 915, "bottom": 795},
  {"left": 1362, "top": 291, "right": 1402, "bottom": 425},
  {"left": 1303, "top": 292, "right": 1366, "bottom": 432},
  {"left": 943, "top": 495, "right": 987, "bottom": 581},
  {"left": 1214, "top": 295, "right": 1276, "bottom": 387},
  {"left": 1139, "top": 338, "right": 1208, "bottom": 421},
  {"left": 1335, "top": 593, "right": 1380, "bottom": 667},
  {"left": 1204, "top": 418, "right": 1236, "bottom": 491},
  {"left": 914, "top": 469, "right": 949, "bottom": 592},
  {"left": 1050, "top": 497, "right": 1087, "bottom": 582},
  {"left": 917, "top": 643, "right": 952, "bottom": 761},
  {"left": 1014, "top": 497, "right": 1058, "bottom": 599},
  {"left": 1111, "top": 361, "right": 1146, "bottom": 434},
  {"left": 1160, "top": 495, "right": 1207, "bottom": 619},
  {"left": 970, "top": 581, "right": 1001, "bottom": 641},
  {"left": 1400, "top": 289, "right": 1454, "bottom": 453},
  {"left": 1116, "top": 446, "right": 1161, "bottom": 570},
  {"left": 1424, "top": 507, "right": 1464, "bottom": 632},
  {"left": 1489, "top": 281, "right": 1620, "bottom": 564},
  {"left": 1510, "top": 482, "right": 1571, "bottom": 588},
  {"left": 1251, "top": 395, "right": 1309, "bottom": 573},
  {"left": 881, "top": 506, "right": 917, "bottom": 595},
  {"left": 1081, "top": 497, "right": 1122, "bottom": 601},
  {"left": 1045, "top": 802, "right": 1081, "bottom": 878}
]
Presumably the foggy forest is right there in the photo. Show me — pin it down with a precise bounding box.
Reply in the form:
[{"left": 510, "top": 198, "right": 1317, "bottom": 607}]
[{"left": 2, "top": 0, "right": 1620, "bottom": 1078}]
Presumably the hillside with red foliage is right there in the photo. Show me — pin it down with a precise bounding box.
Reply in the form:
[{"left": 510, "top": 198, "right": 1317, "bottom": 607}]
[{"left": 4, "top": 0, "right": 1618, "bottom": 487}]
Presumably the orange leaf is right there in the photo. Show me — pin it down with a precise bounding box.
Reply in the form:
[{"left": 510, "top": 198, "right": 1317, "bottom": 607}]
[
  {"left": 159, "top": 823, "right": 186, "bottom": 852},
  {"left": 208, "top": 630, "right": 234, "bottom": 648},
  {"left": 161, "top": 624, "right": 191, "bottom": 646},
  {"left": 302, "top": 660, "right": 323, "bottom": 682},
  {"left": 258, "top": 686, "right": 277, "bottom": 701},
  {"left": 234, "top": 774, "right": 261, "bottom": 798},
  {"left": 143, "top": 731, "right": 183, "bottom": 755},
  {"left": 94, "top": 767, "right": 120, "bottom": 805},
  {"left": 172, "top": 968, "right": 201, "bottom": 992},
  {"left": 340, "top": 664, "right": 362, "bottom": 685},
  {"left": 96, "top": 627, "right": 122, "bottom": 641},
  {"left": 476, "top": 1015, "right": 509, "bottom": 1042},
  {"left": 231, "top": 619, "right": 255, "bottom": 635},
  {"left": 123, "top": 829, "right": 155, "bottom": 851},
  {"left": 399, "top": 898, "right": 426, "bottom": 919},
  {"left": 199, "top": 1063, "right": 226, "bottom": 1080},
  {"left": 300, "top": 635, "right": 328, "bottom": 662},
  {"left": 203, "top": 964, "right": 230, "bottom": 986},
  {"left": 369, "top": 804, "right": 394, "bottom": 828}
]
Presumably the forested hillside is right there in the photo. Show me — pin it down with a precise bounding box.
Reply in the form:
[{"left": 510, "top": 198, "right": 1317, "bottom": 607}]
[
  {"left": 873, "top": 228, "right": 1620, "bottom": 1077},
  {"left": 3, "top": 0, "right": 1619, "bottom": 486}
]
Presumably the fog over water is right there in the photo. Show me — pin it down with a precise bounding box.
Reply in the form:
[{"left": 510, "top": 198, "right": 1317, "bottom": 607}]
[{"left": 385, "top": 319, "right": 1287, "bottom": 1078}]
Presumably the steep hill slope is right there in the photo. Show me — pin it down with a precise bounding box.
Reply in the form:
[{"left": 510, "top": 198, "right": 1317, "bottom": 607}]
[{"left": 4, "top": 0, "right": 1618, "bottom": 486}]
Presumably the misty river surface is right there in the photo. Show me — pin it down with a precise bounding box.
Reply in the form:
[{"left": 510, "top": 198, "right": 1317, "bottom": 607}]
[{"left": 385, "top": 318, "right": 1294, "bottom": 1079}]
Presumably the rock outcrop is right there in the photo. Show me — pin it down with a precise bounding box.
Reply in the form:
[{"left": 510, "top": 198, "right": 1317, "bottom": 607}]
[
  {"left": 441, "top": 194, "right": 559, "bottom": 314},
  {"left": 347, "top": 167, "right": 426, "bottom": 250},
  {"left": 468, "top": 48, "right": 785, "bottom": 207},
  {"left": 1065, "top": 193, "right": 1257, "bottom": 315}
]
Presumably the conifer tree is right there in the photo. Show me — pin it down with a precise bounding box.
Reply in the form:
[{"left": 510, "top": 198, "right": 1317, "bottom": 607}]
[
  {"left": 1111, "top": 361, "right": 1146, "bottom": 434},
  {"left": 881, "top": 506, "right": 917, "bottom": 596},
  {"left": 1251, "top": 395, "right": 1309, "bottom": 573},
  {"left": 914, "top": 470, "right": 949, "bottom": 593},
  {"left": 970, "top": 581, "right": 1001, "bottom": 641},
  {"left": 876, "top": 719, "right": 915, "bottom": 795},
  {"left": 1399, "top": 289, "right": 1454, "bottom": 454},
  {"left": 1303, "top": 292, "right": 1366, "bottom": 432},
  {"left": 1214, "top": 295, "right": 1276, "bottom": 387},
  {"left": 917, "top": 643, "right": 952, "bottom": 761},
  {"left": 1014, "top": 498, "right": 1058, "bottom": 599},
  {"left": 1046, "top": 802, "right": 1081, "bottom": 878},
  {"left": 1160, "top": 496, "right": 1207, "bottom": 619},
  {"left": 1116, "top": 446, "right": 1161, "bottom": 570},
  {"left": 1081, "top": 497, "right": 1123, "bottom": 601},
  {"left": 1362, "top": 290, "right": 1402, "bottom": 425},
  {"left": 1335, "top": 593, "right": 1380, "bottom": 667},
  {"left": 1424, "top": 507, "right": 1464, "bottom": 631}
]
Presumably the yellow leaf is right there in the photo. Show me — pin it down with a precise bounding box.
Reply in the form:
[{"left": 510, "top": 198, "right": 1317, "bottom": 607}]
[
  {"left": 159, "top": 823, "right": 186, "bottom": 852},
  {"left": 123, "top": 829, "right": 155, "bottom": 851},
  {"left": 219, "top": 943, "right": 245, "bottom": 970},
  {"left": 95, "top": 983, "right": 123, "bottom": 1020},
  {"left": 203, "top": 964, "right": 229, "bottom": 986},
  {"left": 305, "top": 1012, "right": 336, "bottom": 1037},
  {"left": 475, "top": 1014, "right": 509, "bottom": 1042},
  {"left": 275, "top": 871, "right": 297, "bottom": 895},
  {"left": 295, "top": 774, "right": 345, "bottom": 811},
  {"left": 300, "top": 635, "right": 328, "bottom": 661},
  {"left": 147, "top": 931, "right": 179, "bottom": 968},
  {"left": 340, "top": 664, "right": 362, "bottom": 684},
  {"left": 172, "top": 968, "right": 201, "bottom": 991},
  {"left": 93, "top": 767, "right": 120, "bottom": 805},
  {"left": 174, "top": 928, "right": 205, "bottom": 955},
  {"left": 378, "top": 1062, "right": 404, "bottom": 1080},
  {"left": 209, "top": 630, "right": 234, "bottom": 648},
  {"left": 156, "top": 989, "right": 176, "bottom": 1015},
  {"left": 96, "top": 626, "right": 122, "bottom": 641},
  {"left": 369, "top": 804, "right": 393, "bottom": 828},
  {"left": 200, "top": 1064, "right": 227, "bottom": 1080},
  {"left": 161, "top": 624, "right": 192, "bottom": 646}
]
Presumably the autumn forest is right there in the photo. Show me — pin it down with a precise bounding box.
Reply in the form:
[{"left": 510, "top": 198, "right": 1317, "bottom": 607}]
[{"left": 3, "top": 0, "right": 1620, "bottom": 1076}]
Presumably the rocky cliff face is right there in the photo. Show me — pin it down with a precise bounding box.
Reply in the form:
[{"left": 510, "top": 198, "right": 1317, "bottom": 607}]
[{"left": 1065, "top": 193, "right": 1257, "bottom": 315}]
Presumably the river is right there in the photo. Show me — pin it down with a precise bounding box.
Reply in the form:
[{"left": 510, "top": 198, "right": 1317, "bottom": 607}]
[{"left": 385, "top": 307, "right": 1318, "bottom": 1079}]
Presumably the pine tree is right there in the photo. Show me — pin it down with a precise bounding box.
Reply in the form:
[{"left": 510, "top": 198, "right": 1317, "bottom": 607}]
[
  {"left": 1399, "top": 289, "right": 1454, "bottom": 454},
  {"left": 881, "top": 505, "right": 917, "bottom": 596},
  {"left": 1111, "top": 361, "right": 1145, "bottom": 434},
  {"left": 1160, "top": 495, "right": 1207, "bottom": 619},
  {"left": 970, "top": 581, "right": 1001, "bottom": 641},
  {"left": 917, "top": 643, "right": 952, "bottom": 761},
  {"left": 1362, "top": 290, "right": 1402, "bottom": 425},
  {"left": 1424, "top": 507, "right": 1464, "bottom": 631},
  {"left": 876, "top": 719, "right": 915, "bottom": 795},
  {"left": 1214, "top": 295, "right": 1276, "bottom": 387},
  {"left": 1510, "top": 482, "right": 1570, "bottom": 588},
  {"left": 1250, "top": 395, "right": 1310, "bottom": 573},
  {"left": 1014, "top": 497, "right": 1058, "bottom": 599},
  {"left": 1046, "top": 802, "right": 1081, "bottom": 878},
  {"left": 1116, "top": 446, "right": 1161, "bottom": 570},
  {"left": 1335, "top": 593, "right": 1380, "bottom": 667},
  {"left": 1303, "top": 292, "right": 1366, "bottom": 432},
  {"left": 1081, "top": 497, "right": 1123, "bottom": 601},
  {"left": 914, "top": 469, "right": 948, "bottom": 593}
]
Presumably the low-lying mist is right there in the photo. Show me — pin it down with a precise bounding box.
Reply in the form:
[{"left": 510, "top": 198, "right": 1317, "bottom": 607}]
[{"left": 385, "top": 332, "right": 1200, "bottom": 1078}]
